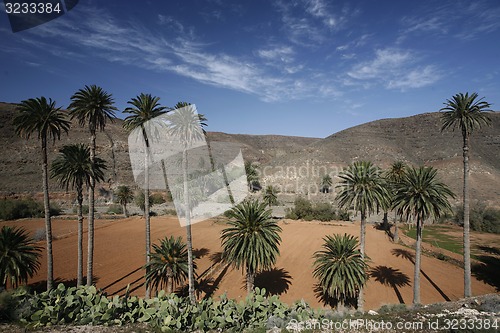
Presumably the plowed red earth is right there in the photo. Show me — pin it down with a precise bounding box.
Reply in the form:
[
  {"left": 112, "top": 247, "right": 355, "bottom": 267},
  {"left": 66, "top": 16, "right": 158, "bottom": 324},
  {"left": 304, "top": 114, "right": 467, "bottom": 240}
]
[{"left": 2, "top": 216, "right": 496, "bottom": 309}]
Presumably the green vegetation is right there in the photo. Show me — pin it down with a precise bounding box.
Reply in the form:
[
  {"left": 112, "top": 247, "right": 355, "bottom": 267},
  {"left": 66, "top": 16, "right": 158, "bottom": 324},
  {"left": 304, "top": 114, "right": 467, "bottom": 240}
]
[
  {"left": 440, "top": 92, "right": 492, "bottom": 298},
  {"left": 453, "top": 203, "right": 500, "bottom": 234},
  {"left": 0, "top": 198, "right": 61, "bottom": 220},
  {"left": 262, "top": 185, "right": 278, "bottom": 207},
  {"left": 404, "top": 225, "right": 463, "bottom": 255},
  {"left": 114, "top": 185, "right": 134, "bottom": 218},
  {"left": 313, "top": 234, "right": 368, "bottom": 309},
  {"left": 145, "top": 236, "right": 191, "bottom": 294},
  {"left": 394, "top": 166, "right": 454, "bottom": 305},
  {"left": 0, "top": 226, "right": 41, "bottom": 290},
  {"left": 221, "top": 199, "right": 282, "bottom": 291},
  {"left": 285, "top": 198, "right": 349, "bottom": 222}
]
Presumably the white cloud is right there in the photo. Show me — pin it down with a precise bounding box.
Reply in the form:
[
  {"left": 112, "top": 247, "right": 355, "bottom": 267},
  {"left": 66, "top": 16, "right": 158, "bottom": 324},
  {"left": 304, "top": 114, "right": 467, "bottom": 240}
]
[{"left": 347, "top": 48, "right": 441, "bottom": 90}]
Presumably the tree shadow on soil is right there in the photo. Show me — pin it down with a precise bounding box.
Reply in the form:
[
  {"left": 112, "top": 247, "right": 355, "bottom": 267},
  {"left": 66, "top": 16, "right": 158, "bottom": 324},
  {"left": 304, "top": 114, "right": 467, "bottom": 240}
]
[
  {"left": 476, "top": 245, "right": 500, "bottom": 256},
  {"left": 254, "top": 268, "right": 292, "bottom": 296},
  {"left": 313, "top": 283, "right": 357, "bottom": 309},
  {"left": 29, "top": 276, "right": 99, "bottom": 293},
  {"left": 391, "top": 248, "right": 451, "bottom": 301},
  {"left": 472, "top": 255, "right": 500, "bottom": 291},
  {"left": 370, "top": 265, "right": 410, "bottom": 304},
  {"left": 193, "top": 247, "right": 210, "bottom": 258}
]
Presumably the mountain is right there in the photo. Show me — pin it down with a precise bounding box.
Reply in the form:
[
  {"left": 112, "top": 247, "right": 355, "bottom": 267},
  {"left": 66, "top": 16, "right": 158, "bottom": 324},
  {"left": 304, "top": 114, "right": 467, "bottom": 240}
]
[
  {"left": 265, "top": 112, "right": 500, "bottom": 206},
  {"left": 1, "top": 101, "right": 498, "bottom": 206},
  {"left": 0, "top": 102, "right": 317, "bottom": 195}
]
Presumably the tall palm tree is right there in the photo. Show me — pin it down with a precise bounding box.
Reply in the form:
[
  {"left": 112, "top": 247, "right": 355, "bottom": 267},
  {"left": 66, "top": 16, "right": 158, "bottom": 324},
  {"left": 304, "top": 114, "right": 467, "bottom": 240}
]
[
  {"left": 13, "top": 97, "right": 70, "bottom": 290},
  {"left": 50, "top": 144, "right": 106, "bottom": 286},
  {"left": 263, "top": 185, "right": 278, "bottom": 207},
  {"left": 385, "top": 161, "right": 408, "bottom": 243},
  {"left": 144, "top": 236, "right": 192, "bottom": 294},
  {"left": 245, "top": 161, "right": 260, "bottom": 192},
  {"left": 221, "top": 199, "right": 282, "bottom": 291},
  {"left": 335, "top": 160, "right": 389, "bottom": 310},
  {"left": 313, "top": 233, "right": 368, "bottom": 309},
  {"left": 69, "top": 85, "right": 117, "bottom": 286},
  {"left": 0, "top": 226, "right": 42, "bottom": 290},
  {"left": 167, "top": 102, "right": 207, "bottom": 304},
  {"left": 320, "top": 174, "right": 333, "bottom": 194},
  {"left": 123, "top": 93, "right": 168, "bottom": 299},
  {"left": 440, "top": 92, "right": 491, "bottom": 298},
  {"left": 393, "top": 166, "right": 454, "bottom": 304},
  {"left": 114, "top": 185, "right": 134, "bottom": 218}
]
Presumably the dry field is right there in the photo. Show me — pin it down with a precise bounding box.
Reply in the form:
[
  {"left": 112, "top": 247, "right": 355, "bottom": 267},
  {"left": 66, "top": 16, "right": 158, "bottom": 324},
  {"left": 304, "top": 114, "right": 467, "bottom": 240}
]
[{"left": 1, "top": 216, "right": 497, "bottom": 310}]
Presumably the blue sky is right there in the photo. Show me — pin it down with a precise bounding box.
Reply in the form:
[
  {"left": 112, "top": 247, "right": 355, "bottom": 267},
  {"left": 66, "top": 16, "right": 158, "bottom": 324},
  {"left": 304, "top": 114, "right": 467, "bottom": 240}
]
[{"left": 1, "top": 0, "right": 499, "bottom": 138}]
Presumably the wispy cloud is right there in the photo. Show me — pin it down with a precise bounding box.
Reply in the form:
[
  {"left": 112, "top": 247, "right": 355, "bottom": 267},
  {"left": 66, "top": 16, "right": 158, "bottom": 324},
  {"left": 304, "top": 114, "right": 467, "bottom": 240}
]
[
  {"left": 20, "top": 5, "right": 339, "bottom": 102},
  {"left": 398, "top": 1, "right": 500, "bottom": 42},
  {"left": 347, "top": 48, "right": 441, "bottom": 90}
]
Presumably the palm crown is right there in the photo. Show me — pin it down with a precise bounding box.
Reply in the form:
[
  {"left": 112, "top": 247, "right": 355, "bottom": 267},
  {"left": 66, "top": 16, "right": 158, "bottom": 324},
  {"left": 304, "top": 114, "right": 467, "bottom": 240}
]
[
  {"left": 440, "top": 92, "right": 491, "bottom": 138},
  {"left": 14, "top": 97, "right": 70, "bottom": 142},
  {"left": 69, "top": 85, "right": 117, "bottom": 134},
  {"left": 51, "top": 144, "right": 107, "bottom": 191}
]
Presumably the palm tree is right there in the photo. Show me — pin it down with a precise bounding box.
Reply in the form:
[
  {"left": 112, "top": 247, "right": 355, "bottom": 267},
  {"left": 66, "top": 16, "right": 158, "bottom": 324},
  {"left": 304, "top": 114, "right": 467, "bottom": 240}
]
[
  {"left": 114, "top": 185, "right": 134, "bottom": 218},
  {"left": 385, "top": 161, "right": 408, "bottom": 243},
  {"left": 0, "top": 226, "right": 42, "bottom": 290},
  {"left": 69, "top": 85, "right": 117, "bottom": 286},
  {"left": 167, "top": 102, "right": 207, "bottom": 304},
  {"left": 313, "top": 234, "right": 368, "bottom": 309},
  {"left": 123, "top": 93, "right": 168, "bottom": 299},
  {"left": 335, "top": 160, "right": 389, "bottom": 310},
  {"left": 50, "top": 144, "right": 106, "bottom": 286},
  {"left": 145, "top": 236, "right": 192, "bottom": 294},
  {"left": 393, "top": 166, "right": 454, "bottom": 304},
  {"left": 320, "top": 174, "right": 333, "bottom": 194},
  {"left": 263, "top": 185, "right": 278, "bottom": 207},
  {"left": 245, "top": 161, "right": 260, "bottom": 192},
  {"left": 221, "top": 199, "right": 282, "bottom": 291},
  {"left": 13, "top": 97, "right": 70, "bottom": 290},
  {"left": 440, "top": 92, "right": 491, "bottom": 298}
]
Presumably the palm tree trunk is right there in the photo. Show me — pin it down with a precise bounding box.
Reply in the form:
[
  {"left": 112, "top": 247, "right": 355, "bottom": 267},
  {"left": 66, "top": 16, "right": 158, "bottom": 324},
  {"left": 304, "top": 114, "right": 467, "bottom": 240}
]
[
  {"left": 76, "top": 185, "right": 84, "bottom": 287},
  {"left": 183, "top": 148, "right": 196, "bottom": 304},
  {"left": 144, "top": 148, "right": 151, "bottom": 299},
  {"left": 393, "top": 211, "right": 399, "bottom": 243},
  {"left": 357, "top": 211, "right": 366, "bottom": 311},
  {"left": 463, "top": 135, "right": 471, "bottom": 298},
  {"left": 413, "top": 215, "right": 422, "bottom": 305},
  {"left": 87, "top": 133, "right": 96, "bottom": 286},
  {"left": 122, "top": 203, "right": 128, "bottom": 218},
  {"left": 41, "top": 136, "right": 53, "bottom": 291},
  {"left": 246, "top": 265, "right": 255, "bottom": 292}
]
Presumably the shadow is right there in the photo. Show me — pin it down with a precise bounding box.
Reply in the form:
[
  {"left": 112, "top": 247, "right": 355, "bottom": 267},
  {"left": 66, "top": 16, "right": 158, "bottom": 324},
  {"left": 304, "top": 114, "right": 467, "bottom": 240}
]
[
  {"left": 477, "top": 246, "right": 500, "bottom": 256},
  {"left": 370, "top": 265, "right": 410, "bottom": 304},
  {"left": 391, "top": 249, "right": 451, "bottom": 301},
  {"left": 313, "top": 283, "right": 357, "bottom": 309},
  {"left": 254, "top": 268, "right": 292, "bottom": 296},
  {"left": 203, "top": 263, "right": 230, "bottom": 299},
  {"left": 209, "top": 251, "right": 224, "bottom": 263},
  {"left": 193, "top": 247, "right": 210, "bottom": 259},
  {"left": 374, "top": 222, "right": 394, "bottom": 241},
  {"left": 101, "top": 266, "right": 142, "bottom": 292},
  {"left": 28, "top": 276, "right": 99, "bottom": 294},
  {"left": 472, "top": 255, "right": 500, "bottom": 291}
]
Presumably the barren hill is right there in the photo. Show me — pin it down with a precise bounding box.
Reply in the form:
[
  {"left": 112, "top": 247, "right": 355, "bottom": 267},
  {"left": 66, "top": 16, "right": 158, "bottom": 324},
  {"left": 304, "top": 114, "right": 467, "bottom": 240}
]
[
  {"left": 0, "top": 102, "right": 317, "bottom": 195},
  {"left": 265, "top": 112, "right": 500, "bottom": 206}
]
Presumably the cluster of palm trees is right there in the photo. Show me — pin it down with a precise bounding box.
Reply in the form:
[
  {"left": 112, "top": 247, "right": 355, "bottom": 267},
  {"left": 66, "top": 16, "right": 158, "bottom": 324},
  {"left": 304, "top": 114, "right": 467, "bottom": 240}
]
[{"left": 7, "top": 90, "right": 491, "bottom": 312}]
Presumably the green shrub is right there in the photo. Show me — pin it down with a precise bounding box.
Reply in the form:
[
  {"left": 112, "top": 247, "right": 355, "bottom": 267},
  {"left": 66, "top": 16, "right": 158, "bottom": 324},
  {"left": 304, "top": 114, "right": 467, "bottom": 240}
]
[
  {"left": 0, "top": 290, "right": 18, "bottom": 322},
  {"left": 150, "top": 193, "right": 166, "bottom": 205},
  {"left": 453, "top": 203, "right": 500, "bottom": 234},
  {"left": 106, "top": 204, "right": 123, "bottom": 215},
  {"left": 285, "top": 198, "right": 350, "bottom": 222},
  {"left": 0, "top": 198, "right": 61, "bottom": 220},
  {"left": 164, "top": 209, "right": 177, "bottom": 216},
  {"left": 72, "top": 205, "right": 89, "bottom": 214}
]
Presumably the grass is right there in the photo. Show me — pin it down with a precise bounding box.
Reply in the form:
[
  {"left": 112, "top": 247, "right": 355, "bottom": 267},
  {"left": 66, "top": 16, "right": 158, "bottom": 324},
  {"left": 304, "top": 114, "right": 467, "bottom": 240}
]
[{"left": 404, "top": 224, "right": 463, "bottom": 255}]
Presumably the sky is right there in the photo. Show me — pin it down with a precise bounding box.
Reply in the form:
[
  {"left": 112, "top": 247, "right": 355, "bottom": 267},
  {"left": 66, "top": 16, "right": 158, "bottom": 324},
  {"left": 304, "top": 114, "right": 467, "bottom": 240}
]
[{"left": 1, "top": 0, "right": 499, "bottom": 138}]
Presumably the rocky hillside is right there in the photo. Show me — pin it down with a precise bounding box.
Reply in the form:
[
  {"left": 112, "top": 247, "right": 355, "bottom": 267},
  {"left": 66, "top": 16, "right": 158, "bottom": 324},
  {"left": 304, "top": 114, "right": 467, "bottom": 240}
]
[
  {"left": 0, "top": 102, "right": 317, "bottom": 195},
  {"left": 1, "top": 101, "right": 498, "bottom": 206},
  {"left": 265, "top": 112, "right": 500, "bottom": 206}
]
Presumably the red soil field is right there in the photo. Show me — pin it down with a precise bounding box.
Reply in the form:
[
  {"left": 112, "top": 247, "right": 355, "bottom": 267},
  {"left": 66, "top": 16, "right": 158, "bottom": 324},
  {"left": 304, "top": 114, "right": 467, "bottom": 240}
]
[{"left": 1, "top": 216, "right": 496, "bottom": 310}]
